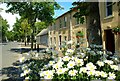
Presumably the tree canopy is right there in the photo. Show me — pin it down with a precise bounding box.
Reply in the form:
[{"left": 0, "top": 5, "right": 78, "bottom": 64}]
[
  {"left": 5, "top": 1, "right": 62, "bottom": 49},
  {"left": 0, "top": 15, "right": 9, "bottom": 42}
]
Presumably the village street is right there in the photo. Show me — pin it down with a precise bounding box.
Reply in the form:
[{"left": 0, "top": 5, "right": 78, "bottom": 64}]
[{"left": 0, "top": 42, "right": 23, "bottom": 81}]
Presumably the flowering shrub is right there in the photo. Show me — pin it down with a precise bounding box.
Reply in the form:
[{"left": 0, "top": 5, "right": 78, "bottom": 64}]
[{"left": 19, "top": 39, "right": 120, "bottom": 81}]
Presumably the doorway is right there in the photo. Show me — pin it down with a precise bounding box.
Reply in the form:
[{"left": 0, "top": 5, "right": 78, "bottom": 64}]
[
  {"left": 105, "top": 29, "right": 115, "bottom": 53},
  {"left": 59, "top": 35, "right": 62, "bottom": 50}
]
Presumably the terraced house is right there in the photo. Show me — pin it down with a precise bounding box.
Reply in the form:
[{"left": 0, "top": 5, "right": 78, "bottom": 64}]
[
  {"left": 48, "top": 10, "right": 87, "bottom": 50},
  {"left": 99, "top": 2, "right": 120, "bottom": 55},
  {"left": 48, "top": 2, "right": 120, "bottom": 56}
]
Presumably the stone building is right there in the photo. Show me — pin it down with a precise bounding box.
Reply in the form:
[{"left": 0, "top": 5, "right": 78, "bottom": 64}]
[{"left": 48, "top": 2, "right": 120, "bottom": 56}]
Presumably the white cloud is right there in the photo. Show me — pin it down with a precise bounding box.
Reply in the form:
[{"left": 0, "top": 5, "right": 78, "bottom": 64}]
[{"left": 0, "top": 3, "right": 20, "bottom": 31}]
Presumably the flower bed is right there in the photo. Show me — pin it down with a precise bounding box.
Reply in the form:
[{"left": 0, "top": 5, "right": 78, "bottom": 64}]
[{"left": 19, "top": 40, "right": 120, "bottom": 81}]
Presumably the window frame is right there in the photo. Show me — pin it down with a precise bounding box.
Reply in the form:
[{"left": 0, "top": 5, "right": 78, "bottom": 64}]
[
  {"left": 59, "top": 19, "right": 62, "bottom": 28},
  {"left": 106, "top": 2, "right": 112, "bottom": 17},
  {"left": 64, "top": 16, "right": 67, "bottom": 27}
]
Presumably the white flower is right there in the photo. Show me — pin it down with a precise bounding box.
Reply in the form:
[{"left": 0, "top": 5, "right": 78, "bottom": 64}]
[
  {"left": 108, "top": 72, "right": 116, "bottom": 79},
  {"left": 63, "top": 56, "right": 70, "bottom": 61},
  {"left": 95, "top": 71, "right": 101, "bottom": 76},
  {"left": 66, "top": 49, "right": 74, "bottom": 53},
  {"left": 75, "top": 58, "right": 84, "bottom": 66},
  {"left": 19, "top": 57, "right": 25, "bottom": 63},
  {"left": 43, "top": 70, "right": 53, "bottom": 76},
  {"left": 79, "top": 67, "right": 87, "bottom": 73},
  {"left": 86, "top": 62, "right": 96, "bottom": 71},
  {"left": 68, "top": 70, "right": 78, "bottom": 76},
  {"left": 24, "top": 69, "right": 31, "bottom": 75},
  {"left": 56, "top": 68, "right": 66, "bottom": 75},
  {"left": 97, "top": 51, "right": 103, "bottom": 55},
  {"left": 67, "top": 61, "right": 76, "bottom": 68},
  {"left": 100, "top": 71, "right": 107, "bottom": 78},
  {"left": 53, "top": 63, "right": 61, "bottom": 69},
  {"left": 40, "top": 71, "right": 44, "bottom": 77},
  {"left": 44, "top": 74, "right": 53, "bottom": 79},
  {"left": 67, "top": 40, "right": 73, "bottom": 44},
  {"left": 86, "top": 48, "right": 91, "bottom": 51},
  {"left": 25, "top": 76, "right": 30, "bottom": 79},
  {"left": 97, "top": 61, "right": 104, "bottom": 67},
  {"left": 110, "top": 65, "right": 118, "bottom": 70},
  {"left": 81, "top": 53, "right": 85, "bottom": 56},
  {"left": 87, "top": 70, "right": 95, "bottom": 76},
  {"left": 21, "top": 64, "right": 28, "bottom": 70},
  {"left": 48, "top": 61, "right": 55, "bottom": 66},
  {"left": 63, "top": 68, "right": 69, "bottom": 72},
  {"left": 20, "top": 73, "right": 25, "bottom": 77},
  {"left": 57, "top": 61, "right": 64, "bottom": 66},
  {"left": 65, "top": 52, "right": 69, "bottom": 55},
  {"left": 104, "top": 60, "right": 113, "bottom": 65},
  {"left": 43, "top": 70, "right": 54, "bottom": 79},
  {"left": 35, "top": 53, "right": 39, "bottom": 57}
]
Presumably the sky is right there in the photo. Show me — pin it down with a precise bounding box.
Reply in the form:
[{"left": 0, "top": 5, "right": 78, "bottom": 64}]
[{"left": 0, "top": 2, "right": 73, "bottom": 31}]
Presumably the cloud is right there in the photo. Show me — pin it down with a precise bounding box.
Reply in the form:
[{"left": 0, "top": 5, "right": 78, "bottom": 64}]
[{"left": 0, "top": 3, "right": 20, "bottom": 31}]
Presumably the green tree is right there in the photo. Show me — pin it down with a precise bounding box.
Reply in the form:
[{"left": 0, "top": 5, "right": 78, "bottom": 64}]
[
  {"left": 5, "top": 1, "right": 61, "bottom": 50},
  {"left": 35, "top": 21, "right": 47, "bottom": 35},
  {"left": 12, "top": 17, "right": 22, "bottom": 41},
  {"left": 0, "top": 15, "right": 9, "bottom": 42},
  {"left": 6, "top": 31, "right": 14, "bottom": 41},
  {"left": 72, "top": 1, "right": 102, "bottom": 45},
  {"left": 21, "top": 18, "right": 31, "bottom": 46}
]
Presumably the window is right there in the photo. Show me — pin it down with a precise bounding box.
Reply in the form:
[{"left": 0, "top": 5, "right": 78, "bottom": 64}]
[
  {"left": 50, "top": 38, "right": 52, "bottom": 45},
  {"left": 75, "top": 18, "right": 80, "bottom": 25},
  {"left": 54, "top": 37, "right": 56, "bottom": 45},
  {"left": 54, "top": 23, "right": 56, "bottom": 30},
  {"left": 59, "top": 19, "right": 62, "bottom": 28},
  {"left": 106, "top": 2, "right": 112, "bottom": 16},
  {"left": 64, "top": 17, "right": 67, "bottom": 27}
]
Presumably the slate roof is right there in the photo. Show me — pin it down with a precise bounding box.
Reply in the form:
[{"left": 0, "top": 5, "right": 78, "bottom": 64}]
[{"left": 36, "top": 28, "right": 48, "bottom": 37}]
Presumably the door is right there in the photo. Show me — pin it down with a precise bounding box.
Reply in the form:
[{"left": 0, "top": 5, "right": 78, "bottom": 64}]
[
  {"left": 105, "top": 29, "right": 115, "bottom": 53},
  {"left": 59, "top": 35, "right": 62, "bottom": 50}
]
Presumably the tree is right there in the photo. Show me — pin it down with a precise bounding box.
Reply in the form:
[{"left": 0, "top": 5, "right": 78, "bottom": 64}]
[
  {"left": 0, "top": 15, "right": 9, "bottom": 42},
  {"left": 12, "top": 17, "right": 23, "bottom": 41},
  {"left": 35, "top": 21, "right": 47, "bottom": 35},
  {"left": 6, "top": 31, "right": 14, "bottom": 41},
  {"left": 21, "top": 18, "right": 31, "bottom": 46},
  {"left": 72, "top": 1, "right": 102, "bottom": 46},
  {"left": 5, "top": 1, "right": 62, "bottom": 50}
]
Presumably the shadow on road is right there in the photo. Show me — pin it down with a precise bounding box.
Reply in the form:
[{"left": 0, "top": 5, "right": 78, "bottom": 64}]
[
  {"left": 1, "top": 61, "right": 24, "bottom": 81},
  {"left": 10, "top": 48, "right": 46, "bottom": 54}
]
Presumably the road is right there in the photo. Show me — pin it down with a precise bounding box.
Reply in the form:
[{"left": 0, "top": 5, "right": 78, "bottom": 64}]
[{"left": 0, "top": 42, "right": 23, "bottom": 81}]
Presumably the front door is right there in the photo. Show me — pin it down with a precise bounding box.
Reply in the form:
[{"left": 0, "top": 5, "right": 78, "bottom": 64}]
[
  {"left": 59, "top": 35, "right": 62, "bottom": 50},
  {"left": 105, "top": 29, "right": 115, "bottom": 53}
]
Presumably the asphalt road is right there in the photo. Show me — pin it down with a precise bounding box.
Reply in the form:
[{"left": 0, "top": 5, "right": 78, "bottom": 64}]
[
  {"left": 0, "top": 42, "right": 22, "bottom": 68},
  {"left": 0, "top": 42, "right": 23, "bottom": 80}
]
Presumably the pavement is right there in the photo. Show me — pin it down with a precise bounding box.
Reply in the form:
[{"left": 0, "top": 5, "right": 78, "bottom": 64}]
[
  {"left": 0, "top": 42, "right": 48, "bottom": 81},
  {"left": 0, "top": 42, "right": 23, "bottom": 81}
]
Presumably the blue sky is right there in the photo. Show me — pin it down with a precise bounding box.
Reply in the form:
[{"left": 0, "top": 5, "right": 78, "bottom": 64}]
[
  {"left": 0, "top": 2, "right": 73, "bottom": 30},
  {"left": 54, "top": 2, "right": 73, "bottom": 18}
]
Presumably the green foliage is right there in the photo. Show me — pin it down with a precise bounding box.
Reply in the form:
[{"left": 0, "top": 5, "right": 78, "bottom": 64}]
[
  {"left": 76, "top": 31, "right": 84, "bottom": 37},
  {"left": 0, "top": 15, "right": 9, "bottom": 42},
  {"left": 19, "top": 38, "right": 120, "bottom": 81},
  {"left": 5, "top": 1, "right": 62, "bottom": 49},
  {"left": 112, "top": 26, "right": 120, "bottom": 34},
  {"left": 72, "top": 2, "right": 89, "bottom": 24},
  {"left": 5, "top": 2, "right": 62, "bottom": 25},
  {"left": 35, "top": 21, "right": 47, "bottom": 35}
]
